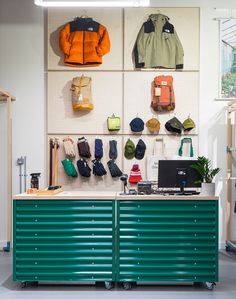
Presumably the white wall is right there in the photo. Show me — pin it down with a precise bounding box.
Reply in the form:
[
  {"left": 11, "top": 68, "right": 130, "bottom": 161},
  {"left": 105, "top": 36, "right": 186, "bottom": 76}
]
[
  {"left": 1, "top": 0, "right": 236, "bottom": 247},
  {"left": 0, "top": 0, "right": 45, "bottom": 246}
]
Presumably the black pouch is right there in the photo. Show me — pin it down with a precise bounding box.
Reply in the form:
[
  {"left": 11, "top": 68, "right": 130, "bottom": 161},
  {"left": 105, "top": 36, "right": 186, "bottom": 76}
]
[
  {"left": 107, "top": 159, "right": 122, "bottom": 177},
  {"left": 77, "top": 158, "right": 91, "bottom": 177},
  {"left": 93, "top": 159, "right": 107, "bottom": 176}
]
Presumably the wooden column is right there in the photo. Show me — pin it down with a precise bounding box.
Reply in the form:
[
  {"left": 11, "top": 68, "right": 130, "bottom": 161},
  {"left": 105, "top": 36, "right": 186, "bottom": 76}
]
[{"left": 0, "top": 89, "right": 15, "bottom": 250}]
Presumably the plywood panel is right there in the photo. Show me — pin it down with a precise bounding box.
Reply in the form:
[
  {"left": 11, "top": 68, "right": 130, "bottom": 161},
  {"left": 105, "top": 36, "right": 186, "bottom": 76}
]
[
  {"left": 123, "top": 135, "right": 199, "bottom": 182},
  {"left": 48, "top": 72, "right": 123, "bottom": 134},
  {"left": 124, "top": 7, "right": 200, "bottom": 70},
  {"left": 123, "top": 71, "right": 199, "bottom": 134},
  {"left": 48, "top": 135, "right": 123, "bottom": 191},
  {"left": 48, "top": 8, "right": 123, "bottom": 70}
]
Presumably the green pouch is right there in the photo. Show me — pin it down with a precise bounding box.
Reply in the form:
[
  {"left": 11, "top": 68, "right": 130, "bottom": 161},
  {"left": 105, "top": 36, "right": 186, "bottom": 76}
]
[
  {"left": 61, "top": 159, "right": 78, "bottom": 177},
  {"left": 107, "top": 114, "right": 121, "bottom": 131}
]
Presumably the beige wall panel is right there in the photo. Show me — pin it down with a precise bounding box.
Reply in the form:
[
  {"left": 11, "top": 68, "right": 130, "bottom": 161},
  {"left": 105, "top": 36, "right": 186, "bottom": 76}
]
[
  {"left": 123, "top": 135, "right": 199, "bottom": 183},
  {"left": 48, "top": 72, "right": 123, "bottom": 134},
  {"left": 124, "top": 7, "right": 199, "bottom": 70},
  {"left": 49, "top": 135, "right": 123, "bottom": 191},
  {"left": 123, "top": 71, "right": 199, "bottom": 134},
  {"left": 48, "top": 8, "right": 123, "bottom": 70}
]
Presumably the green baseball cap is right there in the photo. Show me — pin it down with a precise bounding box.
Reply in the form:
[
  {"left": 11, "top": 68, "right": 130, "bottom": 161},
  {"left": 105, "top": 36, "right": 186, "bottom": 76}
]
[
  {"left": 183, "top": 117, "right": 196, "bottom": 131},
  {"left": 124, "top": 138, "right": 135, "bottom": 159}
]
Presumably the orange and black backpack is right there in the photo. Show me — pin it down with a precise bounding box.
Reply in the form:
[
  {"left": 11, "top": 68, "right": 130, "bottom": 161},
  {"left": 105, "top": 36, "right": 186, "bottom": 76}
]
[{"left": 151, "top": 75, "right": 175, "bottom": 112}]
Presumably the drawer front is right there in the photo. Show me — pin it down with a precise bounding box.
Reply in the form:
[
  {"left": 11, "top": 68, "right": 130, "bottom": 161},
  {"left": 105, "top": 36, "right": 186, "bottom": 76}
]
[
  {"left": 13, "top": 200, "right": 115, "bottom": 282},
  {"left": 117, "top": 200, "right": 218, "bottom": 283}
]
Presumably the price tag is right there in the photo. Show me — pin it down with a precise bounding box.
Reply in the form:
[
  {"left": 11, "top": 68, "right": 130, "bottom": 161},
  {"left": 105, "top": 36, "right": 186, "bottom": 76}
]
[{"left": 155, "top": 87, "right": 161, "bottom": 96}]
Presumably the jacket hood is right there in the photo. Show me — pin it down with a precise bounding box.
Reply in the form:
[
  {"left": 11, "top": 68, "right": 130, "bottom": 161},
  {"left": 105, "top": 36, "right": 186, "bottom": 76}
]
[{"left": 149, "top": 14, "right": 169, "bottom": 23}]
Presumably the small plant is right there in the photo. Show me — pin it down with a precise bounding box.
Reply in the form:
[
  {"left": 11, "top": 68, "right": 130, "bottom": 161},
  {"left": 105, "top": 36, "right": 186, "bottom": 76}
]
[{"left": 191, "top": 156, "right": 220, "bottom": 183}]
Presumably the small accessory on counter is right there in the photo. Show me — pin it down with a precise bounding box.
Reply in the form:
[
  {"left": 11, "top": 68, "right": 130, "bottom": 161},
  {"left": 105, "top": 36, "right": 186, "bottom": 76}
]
[
  {"left": 107, "top": 114, "right": 121, "bottom": 131},
  {"left": 129, "top": 117, "right": 144, "bottom": 132},
  {"left": 146, "top": 117, "right": 160, "bottom": 133},
  {"left": 48, "top": 185, "right": 62, "bottom": 190},
  {"left": 30, "top": 173, "right": 41, "bottom": 189},
  {"left": 63, "top": 137, "right": 76, "bottom": 159},
  {"left": 26, "top": 188, "right": 37, "bottom": 194},
  {"left": 77, "top": 137, "right": 91, "bottom": 158},
  {"left": 182, "top": 117, "right": 196, "bottom": 131},
  {"left": 107, "top": 159, "right": 123, "bottom": 177},
  {"left": 165, "top": 117, "right": 183, "bottom": 134},
  {"left": 124, "top": 138, "right": 135, "bottom": 159},
  {"left": 92, "top": 159, "right": 107, "bottom": 176},
  {"left": 61, "top": 159, "right": 78, "bottom": 177},
  {"left": 178, "top": 138, "right": 194, "bottom": 158},
  {"left": 129, "top": 164, "right": 142, "bottom": 184},
  {"left": 137, "top": 181, "right": 152, "bottom": 195},
  {"left": 109, "top": 140, "right": 118, "bottom": 160},
  {"left": 135, "top": 139, "right": 146, "bottom": 160},
  {"left": 77, "top": 158, "right": 91, "bottom": 177},
  {"left": 95, "top": 138, "right": 103, "bottom": 159},
  {"left": 151, "top": 75, "right": 175, "bottom": 112},
  {"left": 71, "top": 76, "right": 93, "bottom": 111}
]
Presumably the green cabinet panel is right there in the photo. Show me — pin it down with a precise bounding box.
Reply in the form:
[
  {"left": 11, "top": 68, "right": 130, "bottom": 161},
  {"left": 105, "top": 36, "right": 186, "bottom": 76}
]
[
  {"left": 13, "top": 200, "right": 115, "bottom": 282},
  {"left": 117, "top": 200, "right": 218, "bottom": 283}
]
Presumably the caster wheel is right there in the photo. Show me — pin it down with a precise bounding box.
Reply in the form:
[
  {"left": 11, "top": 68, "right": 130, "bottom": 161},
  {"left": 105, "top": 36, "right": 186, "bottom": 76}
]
[
  {"left": 204, "top": 282, "right": 216, "bottom": 290},
  {"left": 31, "top": 281, "right": 39, "bottom": 287},
  {"left": 21, "top": 282, "right": 28, "bottom": 288},
  {"left": 123, "top": 282, "right": 132, "bottom": 290},
  {"left": 104, "top": 281, "right": 114, "bottom": 290}
]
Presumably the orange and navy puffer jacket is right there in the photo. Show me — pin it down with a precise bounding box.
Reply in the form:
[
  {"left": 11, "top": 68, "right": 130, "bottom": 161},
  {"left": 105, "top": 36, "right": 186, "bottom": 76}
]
[{"left": 59, "top": 17, "right": 110, "bottom": 67}]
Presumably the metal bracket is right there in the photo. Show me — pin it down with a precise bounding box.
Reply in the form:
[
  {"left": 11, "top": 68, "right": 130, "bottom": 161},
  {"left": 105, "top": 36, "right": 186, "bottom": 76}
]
[{"left": 3, "top": 241, "right": 11, "bottom": 252}]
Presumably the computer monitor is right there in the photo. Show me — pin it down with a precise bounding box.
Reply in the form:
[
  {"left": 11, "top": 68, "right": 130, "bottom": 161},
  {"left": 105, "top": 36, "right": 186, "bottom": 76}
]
[{"left": 158, "top": 160, "right": 201, "bottom": 193}]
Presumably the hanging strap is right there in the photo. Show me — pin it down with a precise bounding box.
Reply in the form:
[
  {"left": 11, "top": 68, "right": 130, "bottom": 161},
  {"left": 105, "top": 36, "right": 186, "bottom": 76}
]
[
  {"left": 153, "top": 137, "right": 165, "bottom": 156},
  {"left": 178, "top": 138, "right": 194, "bottom": 157}
]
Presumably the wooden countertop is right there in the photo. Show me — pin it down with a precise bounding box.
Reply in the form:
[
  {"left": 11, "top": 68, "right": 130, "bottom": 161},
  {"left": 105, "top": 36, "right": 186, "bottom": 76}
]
[{"left": 14, "top": 191, "right": 219, "bottom": 200}]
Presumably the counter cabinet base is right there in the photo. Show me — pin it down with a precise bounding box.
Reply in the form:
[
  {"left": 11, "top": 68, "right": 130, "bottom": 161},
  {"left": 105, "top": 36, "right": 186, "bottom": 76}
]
[{"left": 13, "top": 198, "right": 218, "bottom": 290}]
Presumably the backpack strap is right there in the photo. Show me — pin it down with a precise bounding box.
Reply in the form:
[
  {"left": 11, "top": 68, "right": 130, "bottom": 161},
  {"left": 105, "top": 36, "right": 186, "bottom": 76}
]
[{"left": 178, "top": 138, "right": 194, "bottom": 157}]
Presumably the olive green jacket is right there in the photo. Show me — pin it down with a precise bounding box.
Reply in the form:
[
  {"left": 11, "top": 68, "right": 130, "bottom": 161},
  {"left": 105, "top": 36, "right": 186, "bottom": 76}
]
[{"left": 134, "top": 14, "right": 184, "bottom": 69}]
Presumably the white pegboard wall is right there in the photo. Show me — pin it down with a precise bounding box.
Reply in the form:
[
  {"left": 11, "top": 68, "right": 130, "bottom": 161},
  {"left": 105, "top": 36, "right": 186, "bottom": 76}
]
[{"left": 47, "top": 7, "right": 200, "bottom": 191}]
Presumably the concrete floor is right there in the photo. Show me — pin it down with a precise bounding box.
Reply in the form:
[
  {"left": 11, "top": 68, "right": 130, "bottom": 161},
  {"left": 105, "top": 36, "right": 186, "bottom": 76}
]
[{"left": 0, "top": 251, "right": 236, "bottom": 299}]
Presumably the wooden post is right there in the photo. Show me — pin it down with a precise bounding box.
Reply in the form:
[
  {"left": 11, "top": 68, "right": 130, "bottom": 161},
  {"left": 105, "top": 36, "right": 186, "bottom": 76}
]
[
  {"left": 226, "top": 108, "right": 232, "bottom": 241},
  {"left": 6, "top": 96, "right": 12, "bottom": 244},
  {"left": 0, "top": 88, "right": 15, "bottom": 251}
]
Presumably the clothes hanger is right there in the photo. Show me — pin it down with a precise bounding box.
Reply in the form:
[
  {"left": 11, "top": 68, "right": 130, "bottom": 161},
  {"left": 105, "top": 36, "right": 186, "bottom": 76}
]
[{"left": 80, "top": 10, "right": 88, "bottom": 18}]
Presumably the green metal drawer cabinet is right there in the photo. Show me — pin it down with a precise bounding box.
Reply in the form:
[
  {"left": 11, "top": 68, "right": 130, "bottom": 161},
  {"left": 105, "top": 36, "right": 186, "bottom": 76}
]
[
  {"left": 13, "top": 200, "right": 115, "bottom": 286},
  {"left": 117, "top": 200, "right": 218, "bottom": 289}
]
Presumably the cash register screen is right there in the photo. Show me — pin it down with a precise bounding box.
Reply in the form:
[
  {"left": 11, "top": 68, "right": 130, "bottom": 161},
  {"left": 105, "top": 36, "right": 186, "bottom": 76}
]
[{"left": 158, "top": 160, "right": 201, "bottom": 189}]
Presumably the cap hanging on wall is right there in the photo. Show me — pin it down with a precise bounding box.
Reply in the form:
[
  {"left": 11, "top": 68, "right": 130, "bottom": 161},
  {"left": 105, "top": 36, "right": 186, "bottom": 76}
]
[{"left": 130, "top": 117, "right": 144, "bottom": 132}]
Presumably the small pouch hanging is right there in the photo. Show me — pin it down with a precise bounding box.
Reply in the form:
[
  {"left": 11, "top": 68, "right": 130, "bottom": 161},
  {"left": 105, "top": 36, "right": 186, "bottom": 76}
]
[
  {"left": 178, "top": 138, "right": 194, "bottom": 158},
  {"left": 61, "top": 159, "right": 78, "bottom": 177},
  {"left": 71, "top": 76, "right": 93, "bottom": 111},
  {"left": 77, "top": 158, "right": 91, "bottom": 177},
  {"left": 77, "top": 137, "right": 91, "bottom": 158},
  {"left": 107, "top": 114, "right": 121, "bottom": 131},
  {"left": 63, "top": 137, "right": 76, "bottom": 160}
]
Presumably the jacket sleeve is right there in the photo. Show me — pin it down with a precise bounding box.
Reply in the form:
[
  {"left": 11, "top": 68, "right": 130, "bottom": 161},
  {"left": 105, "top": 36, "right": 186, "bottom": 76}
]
[
  {"left": 135, "top": 25, "right": 148, "bottom": 67},
  {"left": 59, "top": 24, "right": 71, "bottom": 56},
  {"left": 174, "top": 29, "right": 184, "bottom": 69},
  {"left": 97, "top": 25, "right": 110, "bottom": 57}
]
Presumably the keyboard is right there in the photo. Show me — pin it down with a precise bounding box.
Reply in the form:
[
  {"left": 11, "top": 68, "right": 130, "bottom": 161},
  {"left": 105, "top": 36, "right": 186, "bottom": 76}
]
[{"left": 152, "top": 190, "right": 200, "bottom": 195}]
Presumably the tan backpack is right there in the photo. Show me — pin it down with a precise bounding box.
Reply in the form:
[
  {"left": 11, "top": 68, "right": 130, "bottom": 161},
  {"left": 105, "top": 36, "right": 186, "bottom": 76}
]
[{"left": 71, "top": 76, "right": 94, "bottom": 111}]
